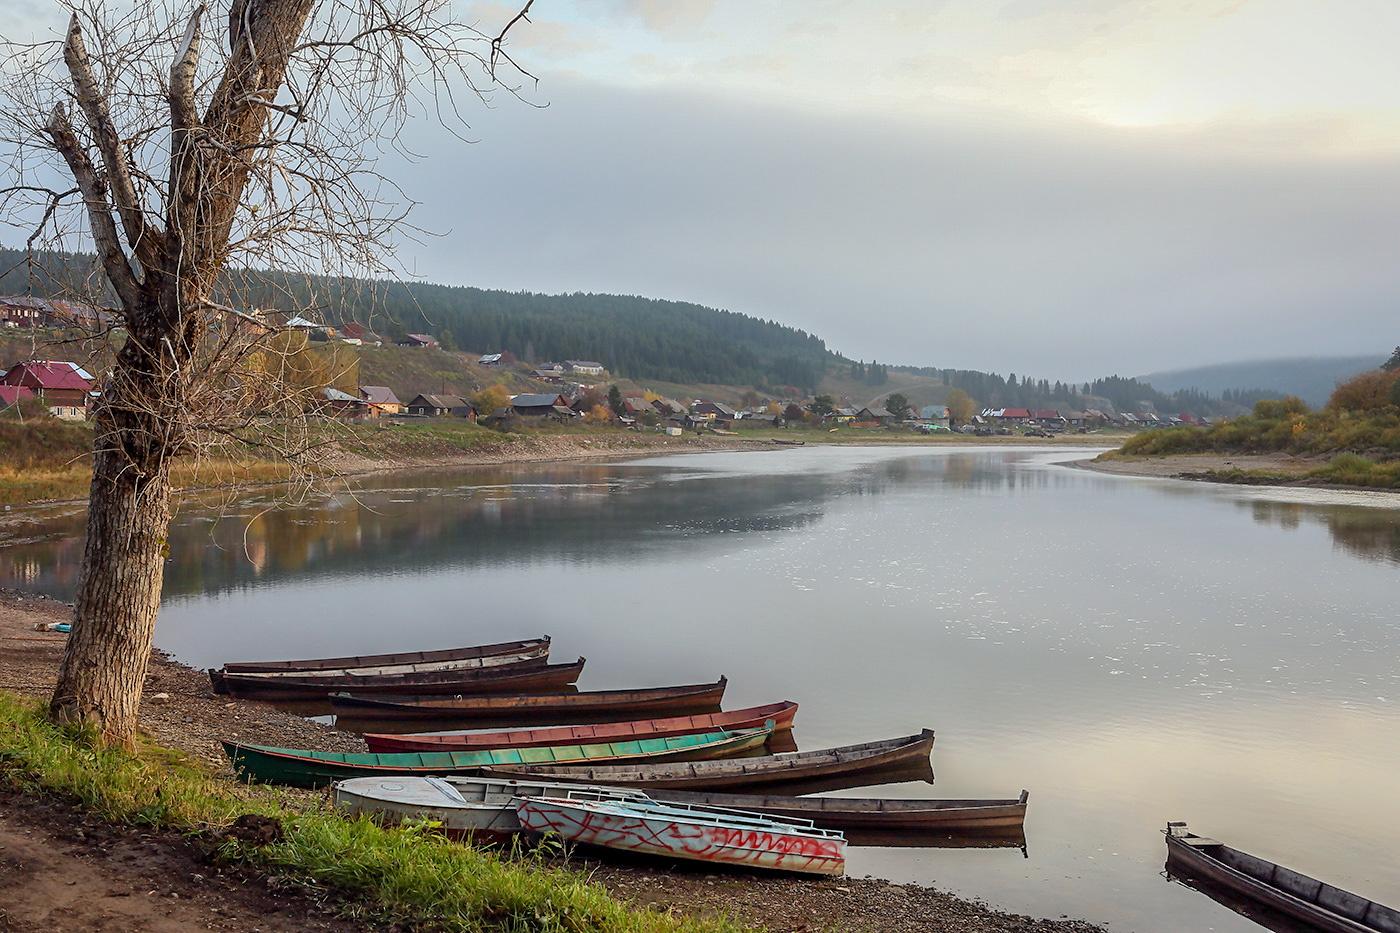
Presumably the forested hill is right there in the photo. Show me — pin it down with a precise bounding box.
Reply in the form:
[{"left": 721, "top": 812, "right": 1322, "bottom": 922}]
[
  {"left": 333, "top": 280, "right": 830, "bottom": 390},
  {"left": 0, "top": 247, "right": 828, "bottom": 389}
]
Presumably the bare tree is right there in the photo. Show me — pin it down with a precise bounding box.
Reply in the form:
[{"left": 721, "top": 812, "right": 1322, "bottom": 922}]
[{"left": 0, "top": 0, "right": 532, "bottom": 746}]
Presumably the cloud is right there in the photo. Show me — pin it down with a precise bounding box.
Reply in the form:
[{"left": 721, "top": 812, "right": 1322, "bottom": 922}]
[
  {"left": 385, "top": 77, "right": 1400, "bottom": 381},
  {"left": 613, "top": 0, "right": 718, "bottom": 34}
]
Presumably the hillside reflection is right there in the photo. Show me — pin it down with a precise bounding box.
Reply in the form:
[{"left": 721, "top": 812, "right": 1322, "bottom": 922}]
[{"left": 1245, "top": 500, "right": 1400, "bottom": 565}]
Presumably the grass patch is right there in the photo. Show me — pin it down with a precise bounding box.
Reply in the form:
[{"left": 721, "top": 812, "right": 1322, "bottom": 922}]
[{"left": 0, "top": 693, "right": 746, "bottom": 933}]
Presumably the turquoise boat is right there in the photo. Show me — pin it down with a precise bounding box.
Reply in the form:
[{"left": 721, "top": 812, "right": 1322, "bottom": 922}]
[{"left": 224, "top": 723, "right": 774, "bottom": 788}]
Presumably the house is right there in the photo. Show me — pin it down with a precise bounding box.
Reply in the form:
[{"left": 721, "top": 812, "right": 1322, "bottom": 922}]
[
  {"left": 532, "top": 367, "right": 564, "bottom": 382},
  {"left": 317, "top": 387, "right": 363, "bottom": 417},
  {"left": 565, "top": 360, "right": 605, "bottom": 376},
  {"left": 511, "top": 393, "right": 572, "bottom": 420},
  {"left": 0, "top": 385, "right": 35, "bottom": 409},
  {"left": 856, "top": 406, "right": 894, "bottom": 425},
  {"left": 535, "top": 362, "right": 565, "bottom": 376},
  {"left": 340, "top": 321, "right": 378, "bottom": 344},
  {"left": 1029, "top": 409, "right": 1065, "bottom": 427},
  {"left": 359, "top": 386, "right": 402, "bottom": 417},
  {"left": 691, "top": 401, "right": 737, "bottom": 421},
  {"left": 651, "top": 397, "right": 687, "bottom": 419},
  {"left": 405, "top": 393, "right": 475, "bottom": 419},
  {"left": 478, "top": 353, "right": 505, "bottom": 366},
  {"left": 0, "top": 297, "right": 47, "bottom": 328},
  {"left": 919, "top": 405, "right": 950, "bottom": 425},
  {"left": 832, "top": 406, "right": 858, "bottom": 423},
  {"left": 397, "top": 334, "right": 437, "bottom": 349},
  {"left": 0, "top": 361, "right": 93, "bottom": 419}
]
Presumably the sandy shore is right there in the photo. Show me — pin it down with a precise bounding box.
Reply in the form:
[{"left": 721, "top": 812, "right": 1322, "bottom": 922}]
[
  {"left": 1072, "top": 451, "right": 1319, "bottom": 481},
  {"left": 0, "top": 592, "right": 1108, "bottom": 933}
]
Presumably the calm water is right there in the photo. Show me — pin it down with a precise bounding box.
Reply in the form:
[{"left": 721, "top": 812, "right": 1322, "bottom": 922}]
[{"left": 4, "top": 445, "right": 1399, "bottom": 933}]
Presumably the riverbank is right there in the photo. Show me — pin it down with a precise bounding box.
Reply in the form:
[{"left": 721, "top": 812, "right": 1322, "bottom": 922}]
[
  {"left": 0, "top": 591, "right": 1109, "bottom": 933},
  {"left": 1077, "top": 450, "right": 1400, "bottom": 493}
]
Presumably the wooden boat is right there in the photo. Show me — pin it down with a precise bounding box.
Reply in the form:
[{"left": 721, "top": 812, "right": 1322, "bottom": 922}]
[
  {"left": 362, "top": 701, "right": 798, "bottom": 753},
  {"left": 211, "top": 657, "right": 584, "bottom": 703},
  {"left": 223, "top": 723, "right": 772, "bottom": 789},
  {"left": 333, "top": 776, "right": 651, "bottom": 842},
  {"left": 330, "top": 678, "right": 728, "bottom": 731},
  {"left": 477, "top": 730, "right": 935, "bottom": 794},
  {"left": 212, "top": 635, "right": 550, "bottom": 685},
  {"left": 771, "top": 438, "right": 805, "bottom": 446},
  {"left": 514, "top": 795, "right": 846, "bottom": 876},
  {"left": 647, "top": 788, "right": 1027, "bottom": 833},
  {"left": 1164, "top": 822, "right": 1400, "bottom": 933}
]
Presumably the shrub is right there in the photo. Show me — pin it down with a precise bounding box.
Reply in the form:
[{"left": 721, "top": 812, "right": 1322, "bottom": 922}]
[{"left": 1327, "top": 370, "right": 1399, "bottom": 413}]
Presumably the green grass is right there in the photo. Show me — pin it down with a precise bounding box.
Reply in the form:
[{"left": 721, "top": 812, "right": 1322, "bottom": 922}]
[{"left": 0, "top": 693, "right": 747, "bottom": 933}]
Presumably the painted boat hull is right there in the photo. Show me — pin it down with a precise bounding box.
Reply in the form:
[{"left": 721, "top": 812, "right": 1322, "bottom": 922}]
[
  {"left": 223, "top": 723, "right": 771, "bottom": 789},
  {"left": 1164, "top": 823, "right": 1400, "bottom": 933},
  {"left": 333, "top": 776, "right": 651, "bottom": 841},
  {"left": 330, "top": 678, "right": 728, "bottom": 731},
  {"left": 363, "top": 701, "right": 797, "bottom": 753},
  {"left": 218, "top": 636, "right": 551, "bottom": 677},
  {"left": 515, "top": 796, "right": 846, "bottom": 876},
  {"left": 478, "top": 730, "right": 935, "bottom": 794},
  {"left": 648, "top": 788, "right": 1027, "bottom": 833},
  {"left": 212, "top": 657, "right": 583, "bottom": 705}
]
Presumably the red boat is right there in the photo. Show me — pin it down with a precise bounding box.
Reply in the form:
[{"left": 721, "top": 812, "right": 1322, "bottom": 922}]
[{"left": 363, "top": 701, "right": 797, "bottom": 753}]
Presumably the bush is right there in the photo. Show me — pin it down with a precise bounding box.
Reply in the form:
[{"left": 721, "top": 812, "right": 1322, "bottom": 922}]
[{"left": 1327, "top": 370, "right": 1399, "bottom": 413}]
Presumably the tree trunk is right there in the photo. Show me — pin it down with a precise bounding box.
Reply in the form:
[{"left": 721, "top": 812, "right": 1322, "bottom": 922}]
[{"left": 49, "top": 442, "right": 173, "bottom": 747}]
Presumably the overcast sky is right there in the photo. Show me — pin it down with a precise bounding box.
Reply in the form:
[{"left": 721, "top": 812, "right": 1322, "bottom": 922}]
[{"left": 8, "top": 1, "right": 1400, "bottom": 381}]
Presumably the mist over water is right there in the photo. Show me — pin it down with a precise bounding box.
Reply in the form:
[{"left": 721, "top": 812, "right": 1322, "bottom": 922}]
[{"left": 4, "top": 445, "right": 1398, "bottom": 933}]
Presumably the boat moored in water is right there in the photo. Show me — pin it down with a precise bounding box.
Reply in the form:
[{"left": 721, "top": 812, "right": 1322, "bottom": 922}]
[
  {"left": 212, "top": 636, "right": 550, "bottom": 684},
  {"left": 1163, "top": 822, "right": 1400, "bottom": 933}
]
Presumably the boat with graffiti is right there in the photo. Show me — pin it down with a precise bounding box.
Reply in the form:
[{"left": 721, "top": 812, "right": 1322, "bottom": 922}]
[{"left": 514, "top": 794, "right": 847, "bottom": 875}]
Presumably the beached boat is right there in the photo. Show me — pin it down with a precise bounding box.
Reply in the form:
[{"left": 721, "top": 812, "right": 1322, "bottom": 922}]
[
  {"left": 211, "top": 657, "right": 584, "bottom": 703},
  {"left": 362, "top": 701, "right": 798, "bottom": 753},
  {"left": 514, "top": 795, "right": 846, "bottom": 876},
  {"left": 330, "top": 678, "right": 728, "bottom": 731},
  {"left": 333, "top": 776, "right": 651, "bottom": 842},
  {"left": 224, "top": 723, "right": 772, "bottom": 788},
  {"left": 647, "top": 788, "right": 1027, "bottom": 833},
  {"left": 477, "top": 730, "right": 935, "bottom": 794},
  {"left": 1164, "top": 822, "right": 1400, "bottom": 933},
  {"left": 211, "top": 636, "right": 550, "bottom": 687}
]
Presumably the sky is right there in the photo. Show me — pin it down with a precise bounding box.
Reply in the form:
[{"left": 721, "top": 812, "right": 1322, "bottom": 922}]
[{"left": 6, "top": 1, "right": 1400, "bottom": 381}]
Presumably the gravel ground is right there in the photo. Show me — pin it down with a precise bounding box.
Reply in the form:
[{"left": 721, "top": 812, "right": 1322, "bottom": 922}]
[{"left": 0, "top": 590, "right": 1112, "bottom": 933}]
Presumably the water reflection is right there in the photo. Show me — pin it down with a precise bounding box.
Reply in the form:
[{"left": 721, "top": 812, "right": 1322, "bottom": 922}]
[{"left": 1247, "top": 500, "right": 1400, "bottom": 565}]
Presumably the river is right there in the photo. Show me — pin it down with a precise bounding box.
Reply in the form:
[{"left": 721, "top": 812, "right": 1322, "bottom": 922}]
[{"left": 3, "top": 445, "right": 1398, "bottom": 933}]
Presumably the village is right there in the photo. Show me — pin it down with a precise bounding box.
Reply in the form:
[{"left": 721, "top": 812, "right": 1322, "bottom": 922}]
[{"left": 2, "top": 296, "right": 1206, "bottom": 436}]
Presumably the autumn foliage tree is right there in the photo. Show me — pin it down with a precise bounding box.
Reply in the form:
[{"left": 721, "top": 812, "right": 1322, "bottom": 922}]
[
  {"left": 1327, "top": 371, "right": 1399, "bottom": 413},
  {"left": 0, "top": 0, "right": 533, "bottom": 745}
]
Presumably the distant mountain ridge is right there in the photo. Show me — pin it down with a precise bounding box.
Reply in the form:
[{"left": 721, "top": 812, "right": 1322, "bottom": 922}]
[{"left": 1138, "top": 356, "right": 1382, "bottom": 409}]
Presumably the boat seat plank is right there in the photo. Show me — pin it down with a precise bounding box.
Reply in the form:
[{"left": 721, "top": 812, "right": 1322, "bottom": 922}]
[{"left": 1180, "top": 836, "right": 1220, "bottom": 847}]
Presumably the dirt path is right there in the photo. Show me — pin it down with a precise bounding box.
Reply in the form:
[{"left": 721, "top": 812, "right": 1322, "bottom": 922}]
[{"left": 0, "top": 593, "right": 1109, "bottom": 933}]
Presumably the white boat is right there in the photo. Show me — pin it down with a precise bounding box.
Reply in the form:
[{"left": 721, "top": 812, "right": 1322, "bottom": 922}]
[
  {"left": 333, "top": 775, "right": 645, "bottom": 841},
  {"left": 513, "top": 795, "right": 847, "bottom": 876}
]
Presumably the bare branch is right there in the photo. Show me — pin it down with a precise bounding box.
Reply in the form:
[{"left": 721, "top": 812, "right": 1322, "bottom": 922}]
[
  {"left": 61, "top": 13, "right": 165, "bottom": 270},
  {"left": 44, "top": 104, "right": 143, "bottom": 311}
]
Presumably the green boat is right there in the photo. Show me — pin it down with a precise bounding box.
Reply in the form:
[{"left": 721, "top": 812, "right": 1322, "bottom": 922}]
[{"left": 223, "top": 723, "right": 774, "bottom": 788}]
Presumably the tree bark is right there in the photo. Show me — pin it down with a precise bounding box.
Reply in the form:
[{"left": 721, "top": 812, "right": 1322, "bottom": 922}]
[{"left": 49, "top": 440, "right": 173, "bottom": 746}]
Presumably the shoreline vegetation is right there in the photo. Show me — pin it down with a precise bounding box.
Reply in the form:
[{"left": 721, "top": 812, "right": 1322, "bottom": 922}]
[
  {"left": 0, "top": 592, "right": 1107, "bottom": 933},
  {"left": 1089, "top": 382, "right": 1400, "bottom": 491}
]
